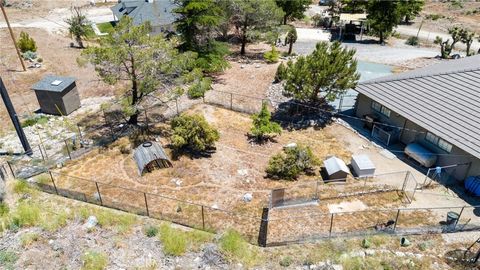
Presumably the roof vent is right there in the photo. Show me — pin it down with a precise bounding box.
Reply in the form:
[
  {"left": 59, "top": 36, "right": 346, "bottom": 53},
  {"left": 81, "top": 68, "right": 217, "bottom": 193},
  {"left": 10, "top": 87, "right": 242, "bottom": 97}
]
[{"left": 51, "top": 80, "right": 62, "bottom": 86}]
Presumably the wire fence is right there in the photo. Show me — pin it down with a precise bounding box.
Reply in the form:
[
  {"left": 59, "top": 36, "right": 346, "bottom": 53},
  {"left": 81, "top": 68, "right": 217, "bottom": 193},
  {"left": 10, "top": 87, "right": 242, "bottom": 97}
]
[
  {"left": 270, "top": 171, "right": 418, "bottom": 208},
  {"left": 266, "top": 205, "right": 480, "bottom": 246},
  {"left": 28, "top": 170, "right": 262, "bottom": 244},
  {"left": 4, "top": 90, "right": 480, "bottom": 246}
]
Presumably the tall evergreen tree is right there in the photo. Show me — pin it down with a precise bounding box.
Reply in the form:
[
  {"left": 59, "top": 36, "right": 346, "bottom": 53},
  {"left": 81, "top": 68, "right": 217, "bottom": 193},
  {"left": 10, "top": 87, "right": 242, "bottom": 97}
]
[
  {"left": 276, "top": 0, "right": 312, "bottom": 25},
  {"left": 366, "top": 0, "right": 402, "bottom": 44},
  {"left": 82, "top": 17, "right": 194, "bottom": 125},
  {"left": 398, "top": 0, "right": 424, "bottom": 24},
  {"left": 231, "top": 0, "right": 283, "bottom": 55},
  {"left": 283, "top": 41, "right": 359, "bottom": 104}
]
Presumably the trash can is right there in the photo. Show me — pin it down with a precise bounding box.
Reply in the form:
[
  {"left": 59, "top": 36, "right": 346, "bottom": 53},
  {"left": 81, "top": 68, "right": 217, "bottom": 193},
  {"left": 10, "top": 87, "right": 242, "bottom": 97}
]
[{"left": 446, "top": 211, "right": 459, "bottom": 225}]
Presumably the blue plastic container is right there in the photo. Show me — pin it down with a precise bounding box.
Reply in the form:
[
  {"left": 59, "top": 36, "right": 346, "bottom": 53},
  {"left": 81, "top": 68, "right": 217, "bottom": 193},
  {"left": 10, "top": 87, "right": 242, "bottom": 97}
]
[{"left": 465, "top": 176, "right": 480, "bottom": 196}]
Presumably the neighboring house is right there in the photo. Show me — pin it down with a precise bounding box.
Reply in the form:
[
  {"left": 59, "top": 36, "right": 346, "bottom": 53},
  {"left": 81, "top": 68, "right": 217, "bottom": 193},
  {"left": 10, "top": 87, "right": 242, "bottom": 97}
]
[
  {"left": 354, "top": 55, "right": 480, "bottom": 181},
  {"left": 111, "top": 0, "right": 176, "bottom": 34}
]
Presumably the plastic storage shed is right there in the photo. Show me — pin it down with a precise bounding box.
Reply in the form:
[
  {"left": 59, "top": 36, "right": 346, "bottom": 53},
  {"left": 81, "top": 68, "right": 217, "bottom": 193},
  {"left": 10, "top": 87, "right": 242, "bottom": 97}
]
[
  {"left": 323, "top": 156, "right": 350, "bottom": 181},
  {"left": 351, "top": 154, "right": 375, "bottom": 177},
  {"left": 404, "top": 143, "right": 437, "bottom": 167},
  {"left": 31, "top": 75, "right": 81, "bottom": 115}
]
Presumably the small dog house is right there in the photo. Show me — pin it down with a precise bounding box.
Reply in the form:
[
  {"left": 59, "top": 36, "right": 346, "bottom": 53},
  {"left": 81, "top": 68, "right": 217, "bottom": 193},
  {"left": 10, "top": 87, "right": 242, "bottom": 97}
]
[
  {"left": 323, "top": 156, "right": 350, "bottom": 181},
  {"left": 31, "top": 75, "right": 81, "bottom": 115},
  {"left": 133, "top": 141, "right": 172, "bottom": 175},
  {"left": 351, "top": 154, "right": 376, "bottom": 177}
]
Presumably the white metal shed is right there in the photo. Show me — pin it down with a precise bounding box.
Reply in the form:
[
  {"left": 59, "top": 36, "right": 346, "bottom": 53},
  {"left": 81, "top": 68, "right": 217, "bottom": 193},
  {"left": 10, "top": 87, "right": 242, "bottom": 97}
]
[
  {"left": 351, "top": 154, "right": 375, "bottom": 177},
  {"left": 323, "top": 156, "right": 350, "bottom": 181}
]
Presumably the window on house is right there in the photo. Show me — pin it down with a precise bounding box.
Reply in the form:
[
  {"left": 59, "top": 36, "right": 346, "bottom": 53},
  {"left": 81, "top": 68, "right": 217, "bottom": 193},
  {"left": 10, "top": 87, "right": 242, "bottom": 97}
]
[
  {"left": 380, "top": 106, "right": 391, "bottom": 117},
  {"left": 438, "top": 138, "right": 453, "bottom": 152},
  {"left": 371, "top": 101, "right": 391, "bottom": 117},
  {"left": 425, "top": 132, "right": 452, "bottom": 153}
]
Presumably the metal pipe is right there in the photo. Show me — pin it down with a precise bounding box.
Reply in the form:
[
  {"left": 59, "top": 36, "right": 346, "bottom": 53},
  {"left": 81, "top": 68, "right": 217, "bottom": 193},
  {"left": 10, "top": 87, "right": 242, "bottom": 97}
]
[
  {"left": 0, "top": 4, "right": 26, "bottom": 71},
  {"left": 0, "top": 77, "right": 32, "bottom": 155}
]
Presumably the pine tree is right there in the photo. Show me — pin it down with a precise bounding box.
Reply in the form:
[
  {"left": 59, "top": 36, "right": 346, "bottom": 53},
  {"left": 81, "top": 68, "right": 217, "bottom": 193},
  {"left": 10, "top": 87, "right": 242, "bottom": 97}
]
[
  {"left": 250, "top": 102, "right": 282, "bottom": 141},
  {"left": 283, "top": 41, "right": 359, "bottom": 104}
]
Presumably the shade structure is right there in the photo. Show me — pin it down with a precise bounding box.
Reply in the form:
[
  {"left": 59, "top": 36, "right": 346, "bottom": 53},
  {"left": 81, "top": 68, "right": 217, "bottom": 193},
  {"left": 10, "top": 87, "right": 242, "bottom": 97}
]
[{"left": 133, "top": 141, "right": 172, "bottom": 175}]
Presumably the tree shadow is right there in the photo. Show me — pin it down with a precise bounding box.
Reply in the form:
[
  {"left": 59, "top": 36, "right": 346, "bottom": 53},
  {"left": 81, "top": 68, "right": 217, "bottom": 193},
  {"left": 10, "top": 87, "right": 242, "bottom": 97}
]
[
  {"left": 170, "top": 146, "right": 216, "bottom": 161},
  {"left": 245, "top": 133, "right": 279, "bottom": 145},
  {"left": 271, "top": 100, "right": 335, "bottom": 131}
]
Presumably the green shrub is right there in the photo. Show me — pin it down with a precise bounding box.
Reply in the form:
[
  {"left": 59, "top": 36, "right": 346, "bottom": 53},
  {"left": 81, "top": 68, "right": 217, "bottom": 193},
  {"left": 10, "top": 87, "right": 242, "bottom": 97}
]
[
  {"left": 22, "top": 50, "right": 37, "bottom": 60},
  {"left": 20, "top": 232, "right": 40, "bottom": 247},
  {"left": 405, "top": 36, "right": 419, "bottom": 46},
  {"left": 17, "top": 31, "right": 37, "bottom": 53},
  {"left": 21, "top": 115, "right": 49, "bottom": 128},
  {"left": 266, "top": 144, "right": 319, "bottom": 180},
  {"left": 13, "top": 180, "right": 30, "bottom": 194},
  {"left": 274, "top": 62, "right": 287, "bottom": 83},
  {"left": 37, "top": 57, "right": 43, "bottom": 63},
  {"left": 171, "top": 114, "right": 219, "bottom": 153},
  {"left": 144, "top": 225, "right": 159, "bottom": 237},
  {"left": 250, "top": 102, "right": 281, "bottom": 141},
  {"left": 219, "top": 230, "right": 259, "bottom": 267},
  {"left": 0, "top": 250, "right": 18, "bottom": 269},
  {"left": 0, "top": 203, "right": 9, "bottom": 217},
  {"left": 187, "top": 77, "right": 212, "bottom": 99},
  {"left": 159, "top": 223, "right": 187, "bottom": 256},
  {"left": 11, "top": 202, "right": 41, "bottom": 227},
  {"left": 263, "top": 46, "right": 280, "bottom": 63},
  {"left": 96, "top": 209, "right": 136, "bottom": 234},
  {"left": 82, "top": 250, "right": 108, "bottom": 270},
  {"left": 279, "top": 256, "right": 293, "bottom": 267}
]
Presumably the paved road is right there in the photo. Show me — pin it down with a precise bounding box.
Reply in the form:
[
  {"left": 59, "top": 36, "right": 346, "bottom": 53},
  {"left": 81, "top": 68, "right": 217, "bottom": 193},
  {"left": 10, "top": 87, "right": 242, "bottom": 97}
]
[
  {"left": 395, "top": 25, "right": 480, "bottom": 54},
  {"left": 0, "top": 7, "right": 113, "bottom": 33}
]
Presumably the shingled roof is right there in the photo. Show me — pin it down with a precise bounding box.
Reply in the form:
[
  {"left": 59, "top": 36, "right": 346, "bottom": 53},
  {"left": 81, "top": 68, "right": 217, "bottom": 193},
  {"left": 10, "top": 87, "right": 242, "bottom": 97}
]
[
  {"left": 355, "top": 55, "right": 480, "bottom": 159},
  {"left": 111, "top": 0, "right": 176, "bottom": 27}
]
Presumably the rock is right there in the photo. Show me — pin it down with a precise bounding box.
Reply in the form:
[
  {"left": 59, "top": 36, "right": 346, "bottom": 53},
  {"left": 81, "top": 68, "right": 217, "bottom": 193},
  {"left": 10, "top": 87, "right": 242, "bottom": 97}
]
[
  {"left": 170, "top": 178, "right": 182, "bottom": 187},
  {"left": 242, "top": 193, "right": 253, "bottom": 202},
  {"left": 237, "top": 169, "right": 248, "bottom": 177},
  {"left": 255, "top": 64, "right": 261, "bottom": 68},
  {"left": 365, "top": 249, "right": 376, "bottom": 256},
  {"left": 284, "top": 142, "right": 297, "bottom": 149},
  {"left": 240, "top": 65, "right": 246, "bottom": 69},
  {"left": 93, "top": 192, "right": 101, "bottom": 202},
  {"left": 84, "top": 216, "right": 98, "bottom": 229},
  {"left": 202, "top": 244, "right": 224, "bottom": 266},
  {"left": 350, "top": 251, "right": 365, "bottom": 258},
  {"left": 211, "top": 204, "right": 219, "bottom": 209}
]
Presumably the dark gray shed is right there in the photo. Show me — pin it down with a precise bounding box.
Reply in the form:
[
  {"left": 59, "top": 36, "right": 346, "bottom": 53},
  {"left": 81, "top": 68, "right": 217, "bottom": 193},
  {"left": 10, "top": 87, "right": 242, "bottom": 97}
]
[
  {"left": 133, "top": 141, "right": 172, "bottom": 175},
  {"left": 31, "top": 75, "right": 81, "bottom": 115}
]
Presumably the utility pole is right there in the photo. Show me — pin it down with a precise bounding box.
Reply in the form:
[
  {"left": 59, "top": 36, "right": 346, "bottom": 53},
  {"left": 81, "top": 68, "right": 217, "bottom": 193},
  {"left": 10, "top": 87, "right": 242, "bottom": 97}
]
[
  {"left": 1, "top": 3, "right": 26, "bottom": 72},
  {"left": 0, "top": 76, "right": 32, "bottom": 155}
]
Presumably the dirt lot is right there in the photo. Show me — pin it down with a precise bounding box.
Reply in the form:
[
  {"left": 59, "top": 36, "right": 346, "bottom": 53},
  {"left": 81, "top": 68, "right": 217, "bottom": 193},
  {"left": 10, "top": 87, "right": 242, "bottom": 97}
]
[{"left": 0, "top": 26, "right": 114, "bottom": 134}]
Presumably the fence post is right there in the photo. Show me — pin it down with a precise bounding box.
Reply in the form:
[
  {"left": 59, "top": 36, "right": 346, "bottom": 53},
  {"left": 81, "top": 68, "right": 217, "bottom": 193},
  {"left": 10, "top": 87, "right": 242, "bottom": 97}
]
[
  {"left": 64, "top": 139, "right": 72, "bottom": 160},
  {"left": 338, "top": 95, "right": 344, "bottom": 112},
  {"left": 6, "top": 160, "right": 14, "bottom": 178},
  {"left": 201, "top": 205, "right": 205, "bottom": 230},
  {"left": 144, "top": 110, "right": 149, "bottom": 132},
  {"left": 230, "top": 93, "right": 233, "bottom": 110},
  {"left": 393, "top": 209, "right": 401, "bottom": 232},
  {"left": 175, "top": 98, "right": 179, "bottom": 115},
  {"left": 329, "top": 213, "right": 334, "bottom": 237},
  {"left": 49, "top": 171, "right": 59, "bottom": 195},
  {"left": 77, "top": 124, "right": 83, "bottom": 141},
  {"left": 454, "top": 206, "right": 465, "bottom": 231},
  {"left": 144, "top": 193, "right": 150, "bottom": 217},
  {"left": 258, "top": 207, "right": 269, "bottom": 247},
  {"left": 38, "top": 145, "right": 45, "bottom": 161},
  {"left": 95, "top": 182, "right": 103, "bottom": 205}
]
